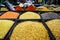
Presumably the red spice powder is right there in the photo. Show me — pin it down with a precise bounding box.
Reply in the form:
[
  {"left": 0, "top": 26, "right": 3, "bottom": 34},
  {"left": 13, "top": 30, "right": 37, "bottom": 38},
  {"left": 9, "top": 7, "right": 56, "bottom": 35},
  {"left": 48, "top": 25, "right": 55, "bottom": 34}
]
[
  {"left": 26, "top": 5, "right": 36, "bottom": 11},
  {"left": 15, "top": 6, "right": 23, "bottom": 11}
]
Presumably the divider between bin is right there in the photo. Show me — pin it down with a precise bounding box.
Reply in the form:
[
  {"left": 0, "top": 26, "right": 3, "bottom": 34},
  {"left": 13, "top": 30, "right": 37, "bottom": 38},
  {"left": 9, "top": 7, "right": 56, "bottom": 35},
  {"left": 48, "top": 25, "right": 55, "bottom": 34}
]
[
  {"left": 0, "top": 11, "right": 60, "bottom": 40},
  {"left": 0, "top": 19, "right": 56, "bottom": 40},
  {"left": 40, "top": 11, "right": 57, "bottom": 40},
  {"left": 41, "top": 20, "right": 56, "bottom": 40},
  {"left": 0, "top": 11, "right": 41, "bottom": 40},
  {"left": 4, "top": 19, "right": 56, "bottom": 40},
  {"left": 0, "top": 19, "right": 17, "bottom": 40},
  {"left": 41, "top": 11, "right": 56, "bottom": 40},
  {"left": 3, "top": 19, "right": 42, "bottom": 40},
  {"left": 0, "top": 19, "right": 16, "bottom": 40}
]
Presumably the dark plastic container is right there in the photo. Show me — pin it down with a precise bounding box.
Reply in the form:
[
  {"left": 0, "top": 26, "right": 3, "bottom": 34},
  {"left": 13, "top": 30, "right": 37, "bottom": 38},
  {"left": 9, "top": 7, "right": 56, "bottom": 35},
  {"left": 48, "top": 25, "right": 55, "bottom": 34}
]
[
  {"left": 5, "top": 19, "right": 58, "bottom": 40},
  {"left": 0, "top": 11, "right": 60, "bottom": 40}
]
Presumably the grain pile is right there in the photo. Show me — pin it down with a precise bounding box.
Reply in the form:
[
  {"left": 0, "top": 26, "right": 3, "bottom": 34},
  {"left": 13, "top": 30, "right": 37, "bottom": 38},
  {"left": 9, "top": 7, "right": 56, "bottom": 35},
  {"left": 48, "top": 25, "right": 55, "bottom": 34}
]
[
  {"left": 0, "top": 20, "right": 14, "bottom": 39},
  {"left": 0, "top": 11, "right": 19, "bottom": 19},
  {"left": 15, "top": 6, "right": 23, "bottom": 11},
  {"left": 53, "top": 7, "right": 60, "bottom": 11},
  {"left": 46, "top": 19, "right": 60, "bottom": 40},
  {"left": 10, "top": 21, "right": 50, "bottom": 40},
  {"left": 36, "top": 6, "right": 53, "bottom": 11},
  {"left": 26, "top": 5, "right": 36, "bottom": 11},
  {"left": 0, "top": 7, "right": 8, "bottom": 11},
  {"left": 41, "top": 12, "right": 60, "bottom": 19},
  {"left": 19, "top": 12, "right": 40, "bottom": 19}
]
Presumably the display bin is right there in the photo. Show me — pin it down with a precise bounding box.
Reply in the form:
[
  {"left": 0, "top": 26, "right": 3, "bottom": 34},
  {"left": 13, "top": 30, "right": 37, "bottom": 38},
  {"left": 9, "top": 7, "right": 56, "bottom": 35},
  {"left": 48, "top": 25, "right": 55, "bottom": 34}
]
[
  {"left": 0, "top": 11, "right": 60, "bottom": 40},
  {"left": 1, "top": 19, "right": 60, "bottom": 40}
]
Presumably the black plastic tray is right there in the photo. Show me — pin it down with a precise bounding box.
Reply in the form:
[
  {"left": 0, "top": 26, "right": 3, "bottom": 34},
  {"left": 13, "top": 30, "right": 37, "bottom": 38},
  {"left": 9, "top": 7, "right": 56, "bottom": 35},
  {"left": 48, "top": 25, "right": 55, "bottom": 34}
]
[
  {"left": 5, "top": 19, "right": 43, "bottom": 40},
  {"left": 1, "top": 19, "right": 60, "bottom": 40},
  {"left": 0, "top": 11, "right": 60, "bottom": 40}
]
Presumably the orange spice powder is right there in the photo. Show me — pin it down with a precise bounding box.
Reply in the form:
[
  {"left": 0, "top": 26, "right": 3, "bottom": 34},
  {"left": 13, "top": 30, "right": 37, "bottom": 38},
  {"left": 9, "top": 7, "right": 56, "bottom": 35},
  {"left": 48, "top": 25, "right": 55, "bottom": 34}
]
[{"left": 0, "top": 11, "right": 19, "bottom": 19}]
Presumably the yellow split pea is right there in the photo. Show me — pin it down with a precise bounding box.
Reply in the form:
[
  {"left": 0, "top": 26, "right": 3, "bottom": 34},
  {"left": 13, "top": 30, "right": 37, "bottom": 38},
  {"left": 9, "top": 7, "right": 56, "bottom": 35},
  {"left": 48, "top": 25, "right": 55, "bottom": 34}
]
[
  {"left": 0, "top": 20, "right": 14, "bottom": 39},
  {"left": 10, "top": 21, "right": 50, "bottom": 40},
  {"left": 46, "top": 19, "right": 60, "bottom": 40}
]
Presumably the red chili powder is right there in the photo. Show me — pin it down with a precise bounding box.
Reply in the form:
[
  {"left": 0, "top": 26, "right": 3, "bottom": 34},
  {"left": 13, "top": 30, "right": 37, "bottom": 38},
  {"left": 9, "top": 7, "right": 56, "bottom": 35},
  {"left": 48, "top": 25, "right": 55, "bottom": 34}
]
[
  {"left": 26, "top": 5, "right": 36, "bottom": 11},
  {"left": 15, "top": 6, "right": 23, "bottom": 11}
]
